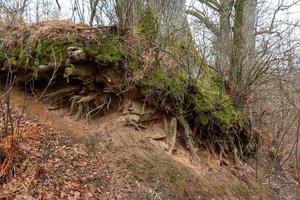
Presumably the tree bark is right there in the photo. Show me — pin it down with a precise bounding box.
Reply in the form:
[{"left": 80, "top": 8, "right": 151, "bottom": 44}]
[
  {"left": 89, "top": 0, "right": 100, "bottom": 27},
  {"left": 215, "top": 0, "right": 234, "bottom": 79},
  {"left": 115, "top": 0, "right": 144, "bottom": 30},
  {"left": 187, "top": 0, "right": 257, "bottom": 107},
  {"left": 231, "top": 0, "right": 257, "bottom": 106}
]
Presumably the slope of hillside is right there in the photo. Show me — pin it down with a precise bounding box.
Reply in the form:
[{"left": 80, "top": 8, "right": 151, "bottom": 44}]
[{"left": 0, "top": 89, "right": 277, "bottom": 199}]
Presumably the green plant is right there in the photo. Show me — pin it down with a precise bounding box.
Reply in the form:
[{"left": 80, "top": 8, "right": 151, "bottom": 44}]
[
  {"left": 142, "top": 66, "right": 243, "bottom": 127},
  {"left": 84, "top": 35, "right": 121, "bottom": 63},
  {"left": 36, "top": 37, "right": 81, "bottom": 65},
  {"left": 137, "top": 7, "right": 158, "bottom": 41}
]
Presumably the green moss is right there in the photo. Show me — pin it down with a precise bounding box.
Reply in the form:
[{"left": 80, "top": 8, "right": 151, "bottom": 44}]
[
  {"left": 142, "top": 68, "right": 189, "bottom": 104},
  {"left": 36, "top": 37, "right": 81, "bottom": 65},
  {"left": 125, "top": 46, "right": 143, "bottom": 71},
  {"left": 3, "top": 37, "right": 80, "bottom": 71},
  {"left": 137, "top": 7, "right": 158, "bottom": 41},
  {"left": 192, "top": 78, "right": 244, "bottom": 127},
  {"left": 0, "top": 48, "right": 6, "bottom": 62},
  {"left": 1, "top": 44, "right": 29, "bottom": 69},
  {"left": 13, "top": 45, "right": 36, "bottom": 69},
  {"left": 142, "top": 66, "right": 243, "bottom": 127},
  {"left": 1, "top": 32, "right": 122, "bottom": 72},
  {"left": 192, "top": 67, "right": 244, "bottom": 127},
  {"left": 142, "top": 68, "right": 168, "bottom": 97},
  {"left": 127, "top": 60, "right": 140, "bottom": 71},
  {"left": 84, "top": 35, "right": 121, "bottom": 63},
  {"left": 165, "top": 37, "right": 190, "bottom": 56}
]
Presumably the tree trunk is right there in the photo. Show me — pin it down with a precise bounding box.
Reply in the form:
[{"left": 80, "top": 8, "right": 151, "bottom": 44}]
[
  {"left": 150, "top": 0, "right": 186, "bottom": 35},
  {"left": 231, "top": 0, "right": 257, "bottom": 107},
  {"left": 115, "top": 0, "right": 144, "bottom": 30},
  {"left": 89, "top": 0, "right": 100, "bottom": 27},
  {"left": 115, "top": 0, "right": 188, "bottom": 38},
  {"left": 215, "top": 0, "right": 233, "bottom": 79}
]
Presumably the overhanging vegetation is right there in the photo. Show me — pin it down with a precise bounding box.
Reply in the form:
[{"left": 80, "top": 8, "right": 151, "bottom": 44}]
[{"left": 0, "top": 20, "right": 255, "bottom": 163}]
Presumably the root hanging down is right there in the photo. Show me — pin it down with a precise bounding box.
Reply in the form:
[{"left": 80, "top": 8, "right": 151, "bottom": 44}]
[
  {"left": 68, "top": 93, "right": 111, "bottom": 123},
  {"left": 69, "top": 95, "right": 82, "bottom": 115},
  {"left": 167, "top": 117, "right": 177, "bottom": 155},
  {"left": 164, "top": 114, "right": 200, "bottom": 164},
  {"left": 177, "top": 114, "right": 200, "bottom": 163},
  {"left": 43, "top": 86, "right": 80, "bottom": 107},
  {"left": 43, "top": 87, "right": 80, "bottom": 102},
  {"left": 86, "top": 97, "right": 111, "bottom": 123}
]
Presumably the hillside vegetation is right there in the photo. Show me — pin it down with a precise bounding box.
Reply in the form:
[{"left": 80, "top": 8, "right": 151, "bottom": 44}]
[{"left": 0, "top": 20, "right": 254, "bottom": 164}]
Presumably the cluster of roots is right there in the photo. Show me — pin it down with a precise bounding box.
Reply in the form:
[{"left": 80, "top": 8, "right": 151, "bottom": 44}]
[
  {"left": 163, "top": 112, "right": 256, "bottom": 166},
  {"left": 44, "top": 87, "right": 112, "bottom": 123},
  {"left": 12, "top": 43, "right": 128, "bottom": 123}
]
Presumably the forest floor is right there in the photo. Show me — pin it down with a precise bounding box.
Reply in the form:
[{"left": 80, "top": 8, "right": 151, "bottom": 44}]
[{"left": 0, "top": 88, "right": 299, "bottom": 199}]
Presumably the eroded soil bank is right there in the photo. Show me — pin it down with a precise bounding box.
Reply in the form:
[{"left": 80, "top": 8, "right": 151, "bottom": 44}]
[{"left": 0, "top": 88, "right": 281, "bottom": 199}]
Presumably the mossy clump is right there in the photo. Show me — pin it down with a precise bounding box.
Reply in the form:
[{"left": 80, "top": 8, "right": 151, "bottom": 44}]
[
  {"left": 190, "top": 81, "right": 243, "bottom": 127},
  {"left": 0, "top": 48, "right": 6, "bottom": 63},
  {"left": 1, "top": 33, "right": 122, "bottom": 72},
  {"left": 35, "top": 34, "right": 122, "bottom": 65},
  {"left": 137, "top": 7, "right": 158, "bottom": 41},
  {"left": 142, "top": 68, "right": 167, "bottom": 96},
  {"left": 142, "top": 68, "right": 189, "bottom": 108},
  {"left": 0, "top": 42, "right": 34, "bottom": 70},
  {"left": 77, "top": 22, "right": 90, "bottom": 28},
  {"left": 36, "top": 37, "right": 82, "bottom": 65},
  {"left": 142, "top": 66, "right": 243, "bottom": 127},
  {"left": 1, "top": 36, "right": 82, "bottom": 71},
  {"left": 84, "top": 35, "right": 122, "bottom": 63},
  {"left": 13, "top": 44, "right": 38, "bottom": 70}
]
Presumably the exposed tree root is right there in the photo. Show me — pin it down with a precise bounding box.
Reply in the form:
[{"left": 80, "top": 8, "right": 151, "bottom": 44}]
[
  {"left": 43, "top": 86, "right": 80, "bottom": 106},
  {"left": 122, "top": 102, "right": 148, "bottom": 131},
  {"left": 86, "top": 97, "right": 111, "bottom": 123},
  {"left": 218, "top": 144, "right": 230, "bottom": 166},
  {"left": 126, "top": 120, "right": 142, "bottom": 131},
  {"left": 167, "top": 117, "right": 177, "bottom": 155},
  {"left": 86, "top": 103, "right": 106, "bottom": 123},
  {"left": 77, "top": 93, "right": 97, "bottom": 104},
  {"left": 233, "top": 146, "right": 242, "bottom": 168},
  {"left": 69, "top": 95, "right": 82, "bottom": 115},
  {"left": 163, "top": 114, "right": 200, "bottom": 164},
  {"left": 75, "top": 102, "right": 87, "bottom": 120},
  {"left": 177, "top": 114, "right": 200, "bottom": 163},
  {"left": 125, "top": 114, "right": 147, "bottom": 131},
  {"left": 44, "top": 87, "right": 80, "bottom": 100},
  {"left": 47, "top": 105, "right": 62, "bottom": 111},
  {"left": 68, "top": 93, "right": 111, "bottom": 122}
]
